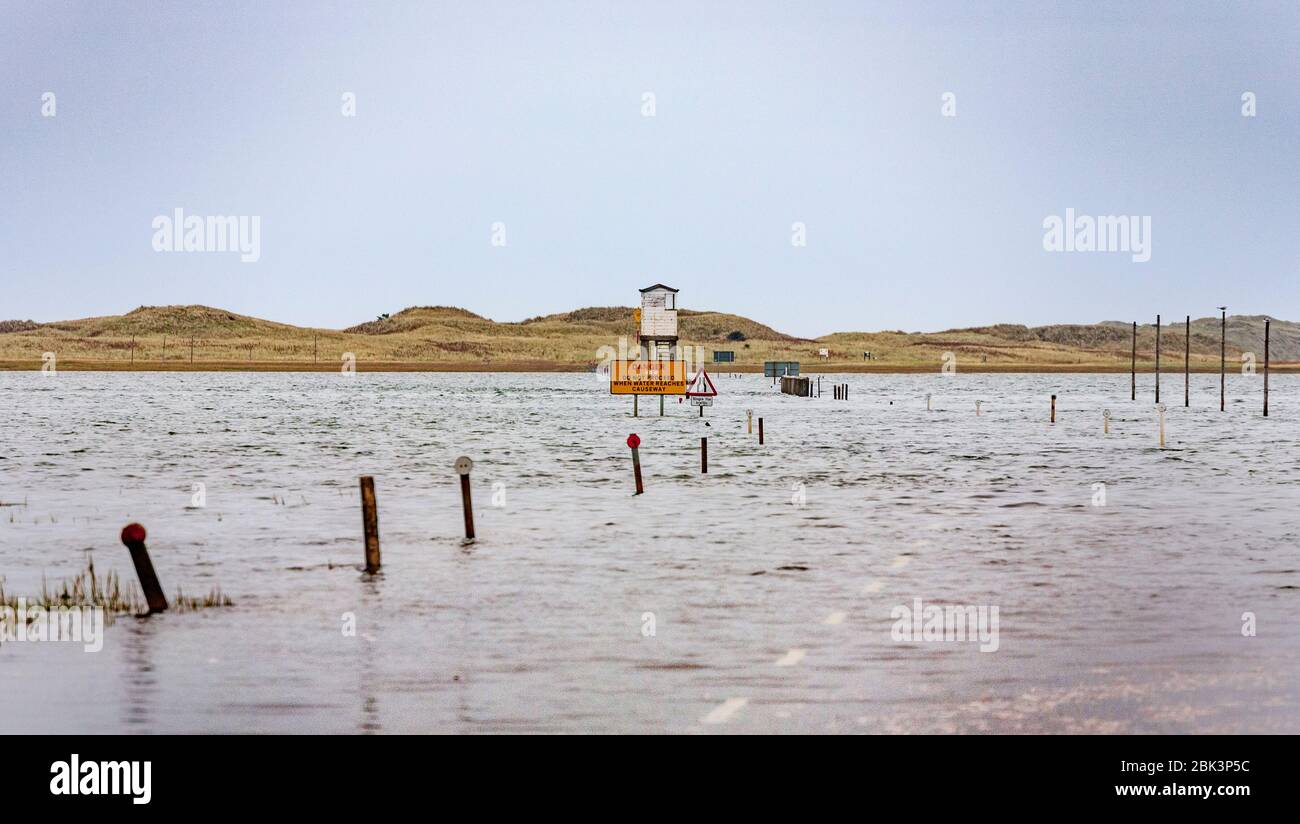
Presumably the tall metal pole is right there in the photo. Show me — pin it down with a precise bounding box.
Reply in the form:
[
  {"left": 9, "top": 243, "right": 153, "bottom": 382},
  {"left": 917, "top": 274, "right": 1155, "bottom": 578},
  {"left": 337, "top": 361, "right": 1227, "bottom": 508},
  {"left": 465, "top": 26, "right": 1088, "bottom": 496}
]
[
  {"left": 1264, "top": 318, "right": 1270, "bottom": 417},
  {"left": 1184, "top": 315, "right": 1190, "bottom": 407},
  {"left": 1219, "top": 307, "right": 1227, "bottom": 411},
  {"left": 1155, "top": 314, "right": 1161, "bottom": 404},
  {"left": 1131, "top": 321, "right": 1137, "bottom": 401}
]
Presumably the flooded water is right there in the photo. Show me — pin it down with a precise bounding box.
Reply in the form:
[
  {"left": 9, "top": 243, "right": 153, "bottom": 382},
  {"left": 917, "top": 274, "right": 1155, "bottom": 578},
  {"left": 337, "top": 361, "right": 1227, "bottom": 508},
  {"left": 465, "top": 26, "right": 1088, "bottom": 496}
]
[{"left": 1, "top": 371, "right": 1298, "bottom": 734}]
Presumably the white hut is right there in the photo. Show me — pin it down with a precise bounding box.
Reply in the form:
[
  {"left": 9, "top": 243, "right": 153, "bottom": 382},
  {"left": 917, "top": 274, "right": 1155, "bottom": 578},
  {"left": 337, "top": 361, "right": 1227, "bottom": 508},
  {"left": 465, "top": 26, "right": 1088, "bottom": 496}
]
[{"left": 638, "top": 283, "right": 678, "bottom": 360}]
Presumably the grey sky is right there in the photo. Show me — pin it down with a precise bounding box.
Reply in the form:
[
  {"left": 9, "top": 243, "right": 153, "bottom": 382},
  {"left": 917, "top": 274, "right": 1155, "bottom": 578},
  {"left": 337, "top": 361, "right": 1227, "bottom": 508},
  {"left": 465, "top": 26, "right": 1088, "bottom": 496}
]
[{"left": 2, "top": 1, "right": 1296, "bottom": 337}]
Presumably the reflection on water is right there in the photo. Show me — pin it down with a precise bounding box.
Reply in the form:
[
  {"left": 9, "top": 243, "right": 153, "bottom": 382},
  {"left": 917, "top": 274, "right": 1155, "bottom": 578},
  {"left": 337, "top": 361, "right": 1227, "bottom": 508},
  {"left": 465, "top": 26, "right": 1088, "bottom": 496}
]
[
  {"left": 121, "top": 619, "right": 158, "bottom": 732},
  {"left": 1, "top": 371, "right": 1298, "bottom": 733}
]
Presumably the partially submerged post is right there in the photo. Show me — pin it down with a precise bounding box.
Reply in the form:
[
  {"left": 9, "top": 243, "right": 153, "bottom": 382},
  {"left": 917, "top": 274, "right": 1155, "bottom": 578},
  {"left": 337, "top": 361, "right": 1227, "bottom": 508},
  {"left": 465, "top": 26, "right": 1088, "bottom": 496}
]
[
  {"left": 975, "top": 400, "right": 982, "bottom": 416},
  {"left": 701, "top": 437, "right": 708, "bottom": 474},
  {"left": 758, "top": 417, "right": 764, "bottom": 445},
  {"left": 747, "top": 409, "right": 753, "bottom": 434},
  {"left": 1157, "top": 403, "right": 1167, "bottom": 449},
  {"left": 455, "top": 456, "right": 475, "bottom": 541},
  {"left": 1050, "top": 394, "right": 1057, "bottom": 424},
  {"left": 1103, "top": 408, "right": 1111, "bottom": 435},
  {"left": 1264, "top": 319, "right": 1270, "bottom": 417},
  {"left": 627, "top": 434, "right": 644, "bottom": 495},
  {"left": 1184, "top": 315, "right": 1190, "bottom": 407},
  {"left": 120, "top": 523, "right": 168, "bottom": 613},
  {"left": 359, "top": 476, "right": 380, "bottom": 573}
]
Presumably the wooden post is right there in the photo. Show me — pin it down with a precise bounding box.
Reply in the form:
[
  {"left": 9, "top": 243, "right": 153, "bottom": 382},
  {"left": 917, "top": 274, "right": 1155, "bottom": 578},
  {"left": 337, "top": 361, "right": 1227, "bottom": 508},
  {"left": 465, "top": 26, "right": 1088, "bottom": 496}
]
[
  {"left": 1103, "top": 409, "right": 1110, "bottom": 435},
  {"left": 1157, "top": 404, "right": 1166, "bottom": 448},
  {"left": 120, "top": 523, "right": 168, "bottom": 613},
  {"left": 313, "top": 333, "right": 318, "bottom": 364},
  {"left": 701, "top": 437, "right": 708, "bottom": 473},
  {"left": 660, "top": 395, "right": 664, "bottom": 416},
  {"left": 359, "top": 476, "right": 380, "bottom": 573},
  {"left": 926, "top": 393, "right": 932, "bottom": 412},
  {"left": 627, "top": 434, "right": 644, "bottom": 495},
  {"left": 1050, "top": 394, "right": 1056, "bottom": 424},
  {"left": 975, "top": 400, "right": 982, "bottom": 416},
  {"left": 130, "top": 335, "right": 135, "bottom": 365},
  {"left": 1184, "top": 315, "right": 1190, "bottom": 407},
  {"left": 1264, "top": 319, "right": 1270, "bottom": 417},
  {"left": 747, "top": 410, "right": 753, "bottom": 434},
  {"left": 633, "top": 394, "right": 638, "bottom": 417},
  {"left": 758, "top": 417, "right": 764, "bottom": 445},
  {"left": 1131, "top": 321, "right": 1136, "bottom": 401},
  {"left": 455, "top": 457, "right": 475, "bottom": 540},
  {"left": 190, "top": 337, "right": 194, "bottom": 364},
  {"left": 1155, "top": 314, "right": 1160, "bottom": 404}
]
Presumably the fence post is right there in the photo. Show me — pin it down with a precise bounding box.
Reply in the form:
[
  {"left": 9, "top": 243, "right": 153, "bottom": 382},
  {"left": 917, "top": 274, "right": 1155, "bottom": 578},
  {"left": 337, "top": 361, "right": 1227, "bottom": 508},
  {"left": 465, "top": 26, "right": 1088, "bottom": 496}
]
[{"left": 360, "top": 476, "right": 380, "bottom": 573}]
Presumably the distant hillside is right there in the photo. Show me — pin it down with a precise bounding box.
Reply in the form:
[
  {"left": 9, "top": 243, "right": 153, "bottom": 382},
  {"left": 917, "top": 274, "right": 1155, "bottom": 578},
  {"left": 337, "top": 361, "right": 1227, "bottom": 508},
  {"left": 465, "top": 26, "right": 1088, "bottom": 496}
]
[
  {"left": 1, "top": 304, "right": 1295, "bottom": 371},
  {"left": 37, "top": 305, "right": 305, "bottom": 338}
]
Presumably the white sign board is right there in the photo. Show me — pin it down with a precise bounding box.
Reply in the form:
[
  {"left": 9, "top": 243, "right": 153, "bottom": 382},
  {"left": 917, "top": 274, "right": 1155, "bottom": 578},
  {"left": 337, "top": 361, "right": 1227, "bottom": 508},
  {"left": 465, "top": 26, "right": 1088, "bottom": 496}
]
[{"left": 690, "top": 397, "right": 714, "bottom": 407}]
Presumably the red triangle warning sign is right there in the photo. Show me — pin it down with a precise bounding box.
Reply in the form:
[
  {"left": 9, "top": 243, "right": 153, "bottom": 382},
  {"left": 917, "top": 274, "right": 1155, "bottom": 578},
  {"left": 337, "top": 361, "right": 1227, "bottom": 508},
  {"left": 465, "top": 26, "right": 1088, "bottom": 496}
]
[{"left": 685, "top": 368, "right": 717, "bottom": 397}]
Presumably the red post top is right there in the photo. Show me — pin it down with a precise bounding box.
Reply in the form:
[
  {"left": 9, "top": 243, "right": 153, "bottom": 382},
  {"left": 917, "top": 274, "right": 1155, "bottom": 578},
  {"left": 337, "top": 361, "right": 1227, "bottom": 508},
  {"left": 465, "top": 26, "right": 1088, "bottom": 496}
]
[
  {"left": 121, "top": 523, "right": 147, "bottom": 545},
  {"left": 626, "top": 434, "right": 641, "bottom": 449}
]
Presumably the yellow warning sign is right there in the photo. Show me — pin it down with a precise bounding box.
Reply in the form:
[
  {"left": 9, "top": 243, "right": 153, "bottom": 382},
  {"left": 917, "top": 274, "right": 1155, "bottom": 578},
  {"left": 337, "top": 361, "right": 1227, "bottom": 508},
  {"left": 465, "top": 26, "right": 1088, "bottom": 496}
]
[{"left": 610, "top": 360, "right": 687, "bottom": 395}]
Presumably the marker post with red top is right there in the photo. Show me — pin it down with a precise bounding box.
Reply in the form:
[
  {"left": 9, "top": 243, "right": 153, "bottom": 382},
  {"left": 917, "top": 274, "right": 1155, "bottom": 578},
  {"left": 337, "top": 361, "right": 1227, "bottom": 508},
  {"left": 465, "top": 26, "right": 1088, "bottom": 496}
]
[
  {"left": 120, "top": 523, "right": 168, "bottom": 613},
  {"left": 627, "top": 434, "right": 644, "bottom": 495}
]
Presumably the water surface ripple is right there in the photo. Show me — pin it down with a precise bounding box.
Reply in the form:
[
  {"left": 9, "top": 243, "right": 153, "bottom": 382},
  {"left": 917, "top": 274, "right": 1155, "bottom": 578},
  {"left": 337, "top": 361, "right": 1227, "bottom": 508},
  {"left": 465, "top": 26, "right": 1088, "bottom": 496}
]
[{"left": 1, "top": 371, "right": 1297, "bottom": 733}]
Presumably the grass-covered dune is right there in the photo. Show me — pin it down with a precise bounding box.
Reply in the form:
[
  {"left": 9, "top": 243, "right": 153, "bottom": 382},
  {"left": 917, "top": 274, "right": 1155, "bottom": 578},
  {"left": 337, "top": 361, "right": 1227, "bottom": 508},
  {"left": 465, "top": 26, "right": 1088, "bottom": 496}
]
[{"left": 0, "top": 304, "right": 1295, "bottom": 372}]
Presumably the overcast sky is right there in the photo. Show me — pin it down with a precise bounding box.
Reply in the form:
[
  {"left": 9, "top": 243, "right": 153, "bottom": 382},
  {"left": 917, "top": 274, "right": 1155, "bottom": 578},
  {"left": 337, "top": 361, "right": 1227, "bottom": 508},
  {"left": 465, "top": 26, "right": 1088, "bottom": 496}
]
[{"left": 2, "top": 1, "right": 1297, "bottom": 336}]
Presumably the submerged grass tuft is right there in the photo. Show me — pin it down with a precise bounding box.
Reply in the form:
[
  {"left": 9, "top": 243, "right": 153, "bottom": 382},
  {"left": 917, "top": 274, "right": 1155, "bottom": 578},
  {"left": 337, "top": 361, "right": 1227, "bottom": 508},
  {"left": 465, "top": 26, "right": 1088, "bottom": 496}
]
[{"left": 0, "top": 552, "right": 232, "bottom": 626}]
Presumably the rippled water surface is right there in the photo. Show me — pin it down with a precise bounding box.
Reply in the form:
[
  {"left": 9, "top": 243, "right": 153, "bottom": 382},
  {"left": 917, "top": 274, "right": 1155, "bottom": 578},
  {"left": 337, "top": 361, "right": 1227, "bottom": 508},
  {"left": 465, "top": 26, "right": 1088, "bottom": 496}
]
[{"left": 2, "top": 371, "right": 1298, "bottom": 733}]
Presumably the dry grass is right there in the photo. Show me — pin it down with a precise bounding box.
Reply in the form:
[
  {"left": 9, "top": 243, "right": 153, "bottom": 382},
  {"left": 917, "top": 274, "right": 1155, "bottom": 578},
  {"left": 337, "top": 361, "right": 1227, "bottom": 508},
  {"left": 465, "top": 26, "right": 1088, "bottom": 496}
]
[
  {"left": 0, "top": 304, "right": 1293, "bottom": 372},
  {"left": 0, "top": 552, "right": 232, "bottom": 626}
]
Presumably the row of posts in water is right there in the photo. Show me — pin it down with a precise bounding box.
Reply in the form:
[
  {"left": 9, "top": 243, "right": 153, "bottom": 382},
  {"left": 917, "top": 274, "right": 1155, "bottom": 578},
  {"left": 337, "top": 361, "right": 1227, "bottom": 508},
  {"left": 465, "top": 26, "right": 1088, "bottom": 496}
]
[
  {"left": 1133, "top": 315, "right": 1271, "bottom": 417},
  {"left": 111, "top": 362, "right": 1273, "bottom": 606}
]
